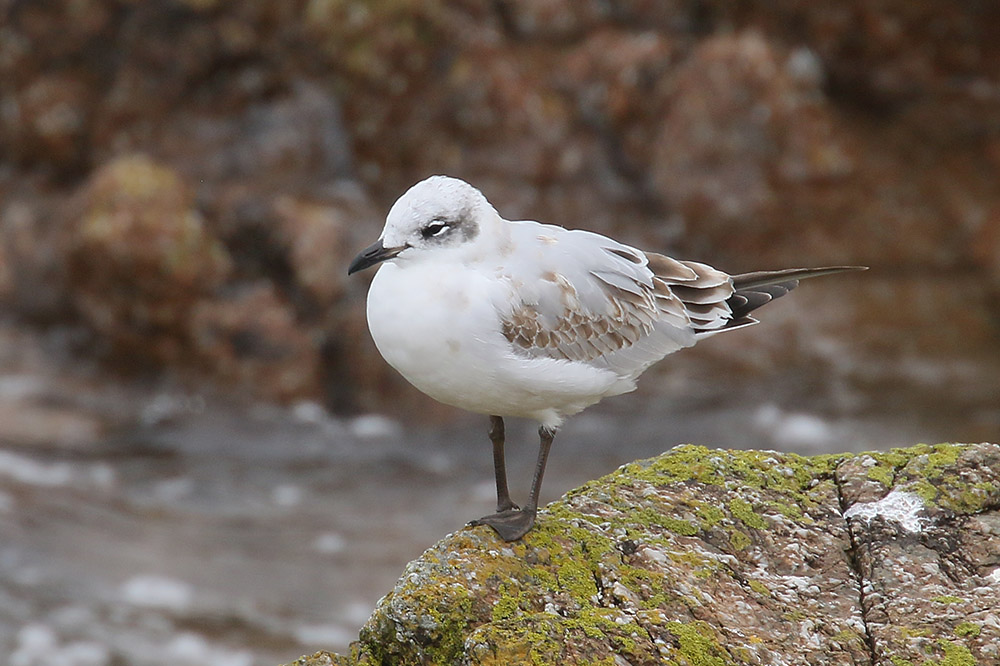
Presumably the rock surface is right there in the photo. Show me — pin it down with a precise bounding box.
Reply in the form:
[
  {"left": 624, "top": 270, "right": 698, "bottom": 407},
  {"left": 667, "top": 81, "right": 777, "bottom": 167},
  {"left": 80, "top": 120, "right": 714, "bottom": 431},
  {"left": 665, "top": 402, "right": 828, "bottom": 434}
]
[{"left": 283, "top": 442, "right": 1000, "bottom": 665}]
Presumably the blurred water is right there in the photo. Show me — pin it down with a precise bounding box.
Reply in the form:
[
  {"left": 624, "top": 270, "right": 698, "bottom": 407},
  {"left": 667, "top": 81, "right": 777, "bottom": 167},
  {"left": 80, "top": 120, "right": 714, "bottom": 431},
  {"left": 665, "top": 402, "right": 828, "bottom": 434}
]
[{"left": 0, "top": 370, "right": 995, "bottom": 666}]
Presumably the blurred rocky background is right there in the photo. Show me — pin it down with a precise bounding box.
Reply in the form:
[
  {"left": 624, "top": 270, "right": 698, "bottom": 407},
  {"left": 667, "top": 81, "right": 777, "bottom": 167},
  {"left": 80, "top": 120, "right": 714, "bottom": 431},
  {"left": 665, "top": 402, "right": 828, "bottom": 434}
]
[{"left": 1, "top": 2, "right": 998, "bottom": 665}]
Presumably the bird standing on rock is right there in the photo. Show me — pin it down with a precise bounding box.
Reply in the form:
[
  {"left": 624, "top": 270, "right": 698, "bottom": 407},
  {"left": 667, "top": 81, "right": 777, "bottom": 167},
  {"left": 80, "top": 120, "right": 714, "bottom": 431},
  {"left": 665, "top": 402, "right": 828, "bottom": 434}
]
[{"left": 348, "top": 175, "right": 865, "bottom": 541}]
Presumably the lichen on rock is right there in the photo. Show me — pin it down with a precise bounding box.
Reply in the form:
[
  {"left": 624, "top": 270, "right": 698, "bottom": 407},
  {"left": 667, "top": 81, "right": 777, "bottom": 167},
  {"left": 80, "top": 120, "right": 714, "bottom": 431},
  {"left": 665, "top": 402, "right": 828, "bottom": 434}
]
[{"left": 282, "top": 442, "right": 1000, "bottom": 665}]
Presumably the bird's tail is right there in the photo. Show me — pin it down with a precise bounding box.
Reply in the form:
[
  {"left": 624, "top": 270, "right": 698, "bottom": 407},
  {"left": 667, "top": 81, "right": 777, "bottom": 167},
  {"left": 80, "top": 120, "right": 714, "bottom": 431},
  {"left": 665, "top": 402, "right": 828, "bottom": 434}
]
[{"left": 701, "top": 265, "right": 867, "bottom": 335}]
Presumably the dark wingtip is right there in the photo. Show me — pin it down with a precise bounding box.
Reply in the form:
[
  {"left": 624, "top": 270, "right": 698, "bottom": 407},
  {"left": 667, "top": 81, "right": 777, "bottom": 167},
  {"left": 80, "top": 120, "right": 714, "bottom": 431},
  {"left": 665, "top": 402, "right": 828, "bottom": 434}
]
[
  {"left": 731, "top": 265, "right": 867, "bottom": 290},
  {"left": 721, "top": 265, "right": 867, "bottom": 323}
]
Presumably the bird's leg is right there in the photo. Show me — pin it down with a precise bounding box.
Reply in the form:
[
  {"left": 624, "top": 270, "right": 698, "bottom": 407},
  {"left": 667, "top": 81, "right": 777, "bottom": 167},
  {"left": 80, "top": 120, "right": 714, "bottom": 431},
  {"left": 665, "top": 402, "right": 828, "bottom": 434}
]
[
  {"left": 470, "top": 425, "right": 555, "bottom": 542},
  {"left": 489, "top": 415, "right": 519, "bottom": 512},
  {"left": 523, "top": 425, "right": 554, "bottom": 516}
]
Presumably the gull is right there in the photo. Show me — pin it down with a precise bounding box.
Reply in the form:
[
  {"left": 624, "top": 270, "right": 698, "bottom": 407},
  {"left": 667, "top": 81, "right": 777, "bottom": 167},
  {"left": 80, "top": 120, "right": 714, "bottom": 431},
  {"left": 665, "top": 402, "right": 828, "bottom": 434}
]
[{"left": 348, "top": 175, "right": 865, "bottom": 541}]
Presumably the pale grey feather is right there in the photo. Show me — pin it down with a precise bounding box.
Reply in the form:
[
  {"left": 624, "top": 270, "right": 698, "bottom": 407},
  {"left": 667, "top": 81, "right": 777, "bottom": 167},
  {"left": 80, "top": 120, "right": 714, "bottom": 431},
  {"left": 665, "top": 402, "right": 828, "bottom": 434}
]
[{"left": 497, "top": 221, "right": 736, "bottom": 379}]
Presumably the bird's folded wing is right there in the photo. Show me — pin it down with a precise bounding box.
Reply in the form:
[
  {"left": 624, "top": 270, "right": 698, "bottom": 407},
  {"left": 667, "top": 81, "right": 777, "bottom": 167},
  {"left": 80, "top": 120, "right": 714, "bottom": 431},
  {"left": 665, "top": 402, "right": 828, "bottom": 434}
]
[{"left": 497, "top": 222, "right": 735, "bottom": 377}]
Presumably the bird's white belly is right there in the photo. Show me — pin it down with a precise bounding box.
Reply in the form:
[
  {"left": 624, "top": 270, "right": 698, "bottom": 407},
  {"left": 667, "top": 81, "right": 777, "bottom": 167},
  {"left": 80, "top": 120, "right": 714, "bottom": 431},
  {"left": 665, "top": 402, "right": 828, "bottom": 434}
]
[{"left": 366, "top": 262, "right": 626, "bottom": 425}]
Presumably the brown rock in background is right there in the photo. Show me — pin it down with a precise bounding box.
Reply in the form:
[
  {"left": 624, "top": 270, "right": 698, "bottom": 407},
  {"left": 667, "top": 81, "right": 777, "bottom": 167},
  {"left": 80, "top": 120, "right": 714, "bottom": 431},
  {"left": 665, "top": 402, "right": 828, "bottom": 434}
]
[
  {"left": 650, "top": 32, "right": 852, "bottom": 239},
  {"left": 972, "top": 204, "right": 1000, "bottom": 292},
  {"left": 61, "top": 154, "right": 372, "bottom": 402},
  {"left": 273, "top": 196, "right": 353, "bottom": 309},
  {"left": 0, "top": 228, "right": 12, "bottom": 304},
  {"left": 188, "top": 282, "right": 321, "bottom": 401},
  {"left": 0, "top": 0, "right": 997, "bottom": 415},
  {"left": 67, "top": 154, "right": 232, "bottom": 367},
  {"left": 3, "top": 73, "right": 94, "bottom": 172}
]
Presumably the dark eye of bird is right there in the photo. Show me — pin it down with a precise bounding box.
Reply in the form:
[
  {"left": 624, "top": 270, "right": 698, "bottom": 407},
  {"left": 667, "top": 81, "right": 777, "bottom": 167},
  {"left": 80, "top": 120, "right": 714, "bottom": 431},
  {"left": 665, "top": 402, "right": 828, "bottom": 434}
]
[{"left": 421, "top": 221, "right": 449, "bottom": 239}]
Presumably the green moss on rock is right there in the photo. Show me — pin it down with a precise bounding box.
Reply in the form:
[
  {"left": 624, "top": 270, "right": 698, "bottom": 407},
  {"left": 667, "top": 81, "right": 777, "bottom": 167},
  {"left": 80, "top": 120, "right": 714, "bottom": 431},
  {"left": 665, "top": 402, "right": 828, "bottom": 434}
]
[
  {"left": 932, "top": 595, "right": 965, "bottom": 605},
  {"left": 281, "top": 651, "right": 354, "bottom": 666},
  {"left": 866, "top": 465, "right": 895, "bottom": 486},
  {"left": 663, "top": 620, "right": 733, "bottom": 666},
  {"left": 695, "top": 502, "right": 727, "bottom": 528},
  {"left": 953, "top": 622, "right": 981, "bottom": 638},
  {"left": 747, "top": 579, "right": 771, "bottom": 597},
  {"left": 283, "top": 443, "right": 999, "bottom": 666},
  {"left": 934, "top": 639, "right": 976, "bottom": 666},
  {"left": 728, "top": 497, "right": 768, "bottom": 529}
]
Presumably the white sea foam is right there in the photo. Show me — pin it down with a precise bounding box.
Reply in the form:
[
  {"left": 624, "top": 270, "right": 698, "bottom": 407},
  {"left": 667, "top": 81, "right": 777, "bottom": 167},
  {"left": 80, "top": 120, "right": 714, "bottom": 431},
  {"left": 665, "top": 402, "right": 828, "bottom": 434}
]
[
  {"left": 119, "top": 575, "right": 194, "bottom": 612},
  {"left": 10, "top": 623, "right": 110, "bottom": 666},
  {"left": 0, "top": 451, "right": 73, "bottom": 487},
  {"left": 165, "top": 633, "right": 253, "bottom": 666},
  {"left": 349, "top": 414, "right": 402, "bottom": 439}
]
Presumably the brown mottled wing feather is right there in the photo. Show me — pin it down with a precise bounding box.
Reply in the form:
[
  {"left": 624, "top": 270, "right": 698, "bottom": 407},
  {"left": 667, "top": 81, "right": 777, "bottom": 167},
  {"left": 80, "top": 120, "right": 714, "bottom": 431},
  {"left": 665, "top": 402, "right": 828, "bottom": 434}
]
[
  {"left": 498, "top": 219, "right": 864, "bottom": 373},
  {"left": 498, "top": 223, "right": 736, "bottom": 377},
  {"left": 645, "top": 253, "right": 734, "bottom": 331}
]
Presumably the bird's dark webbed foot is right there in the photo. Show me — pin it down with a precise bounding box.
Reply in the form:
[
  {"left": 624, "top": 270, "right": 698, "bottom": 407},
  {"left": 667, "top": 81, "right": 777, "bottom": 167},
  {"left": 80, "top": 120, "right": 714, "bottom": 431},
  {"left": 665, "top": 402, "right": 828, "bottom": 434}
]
[
  {"left": 496, "top": 498, "right": 520, "bottom": 512},
  {"left": 472, "top": 418, "right": 554, "bottom": 541},
  {"left": 469, "top": 508, "right": 537, "bottom": 542}
]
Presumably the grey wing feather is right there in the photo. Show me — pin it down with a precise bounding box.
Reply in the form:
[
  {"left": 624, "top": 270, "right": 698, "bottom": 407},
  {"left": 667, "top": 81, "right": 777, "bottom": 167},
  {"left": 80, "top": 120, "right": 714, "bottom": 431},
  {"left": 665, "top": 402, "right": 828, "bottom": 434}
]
[
  {"left": 498, "top": 222, "right": 737, "bottom": 378},
  {"left": 497, "top": 224, "right": 865, "bottom": 371}
]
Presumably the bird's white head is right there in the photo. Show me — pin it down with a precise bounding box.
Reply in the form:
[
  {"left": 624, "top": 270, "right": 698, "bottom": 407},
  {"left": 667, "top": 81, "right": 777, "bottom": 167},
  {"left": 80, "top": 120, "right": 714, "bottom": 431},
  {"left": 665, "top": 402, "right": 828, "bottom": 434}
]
[{"left": 348, "top": 176, "right": 502, "bottom": 275}]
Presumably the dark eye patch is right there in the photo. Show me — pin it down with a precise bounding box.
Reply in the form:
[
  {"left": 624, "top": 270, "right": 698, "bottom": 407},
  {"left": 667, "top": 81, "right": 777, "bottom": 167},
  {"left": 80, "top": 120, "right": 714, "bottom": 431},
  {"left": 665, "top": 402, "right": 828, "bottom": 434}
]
[{"left": 421, "top": 221, "right": 449, "bottom": 239}]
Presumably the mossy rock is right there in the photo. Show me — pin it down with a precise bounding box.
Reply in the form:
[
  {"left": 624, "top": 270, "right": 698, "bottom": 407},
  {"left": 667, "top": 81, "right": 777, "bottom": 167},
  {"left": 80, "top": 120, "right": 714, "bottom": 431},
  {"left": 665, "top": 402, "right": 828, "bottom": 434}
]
[{"left": 283, "top": 443, "right": 1000, "bottom": 666}]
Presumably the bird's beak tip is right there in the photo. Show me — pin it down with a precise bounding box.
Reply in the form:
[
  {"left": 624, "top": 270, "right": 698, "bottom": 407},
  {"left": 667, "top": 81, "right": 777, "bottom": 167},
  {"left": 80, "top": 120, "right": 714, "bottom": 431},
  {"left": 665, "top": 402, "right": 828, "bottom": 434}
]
[{"left": 348, "top": 239, "right": 401, "bottom": 275}]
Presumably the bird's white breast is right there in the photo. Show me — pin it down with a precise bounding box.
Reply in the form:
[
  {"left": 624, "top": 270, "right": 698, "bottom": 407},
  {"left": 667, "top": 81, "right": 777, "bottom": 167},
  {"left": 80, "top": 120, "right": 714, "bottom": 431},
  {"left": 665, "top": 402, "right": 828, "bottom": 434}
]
[
  {"left": 365, "top": 260, "right": 626, "bottom": 426},
  {"left": 367, "top": 260, "right": 502, "bottom": 401}
]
